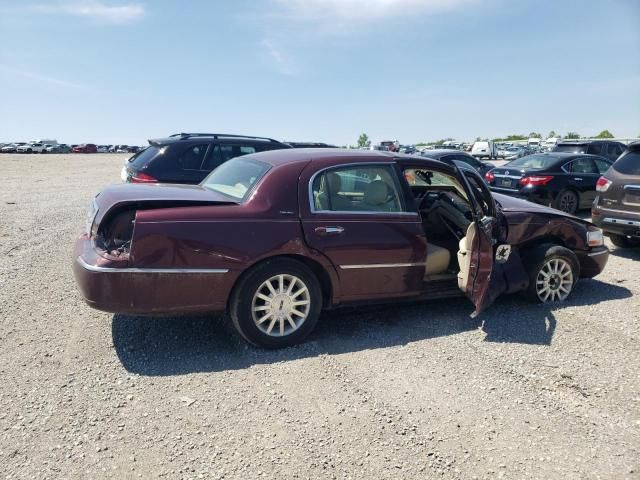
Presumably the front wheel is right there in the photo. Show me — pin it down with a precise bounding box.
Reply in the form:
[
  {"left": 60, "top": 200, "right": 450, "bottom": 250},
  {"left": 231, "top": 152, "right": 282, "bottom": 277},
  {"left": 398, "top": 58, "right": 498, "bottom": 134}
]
[
  {"left": 609, "top": 234, "right": 640, "bottom": 248},
  {"left": 229, "top": 259, "right": 322, "bottom": 348},
  {"left": 523, "top": 244, "right": 579, "bottom": 303}
]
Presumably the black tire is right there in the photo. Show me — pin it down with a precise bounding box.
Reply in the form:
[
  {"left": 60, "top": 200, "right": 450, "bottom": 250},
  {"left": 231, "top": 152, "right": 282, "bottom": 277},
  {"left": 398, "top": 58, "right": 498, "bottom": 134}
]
[
  {"left": 609, "top": 234, "right": 640, "bottom": 249},
  {"left": 229, "top": 259, "right": 323, "bottom": 348},
  {"left": 553, "top": 189, "right": 579, "bottom": 214},
  {"left": 522, "top": 243, "right": 580, "bottom": 303}
]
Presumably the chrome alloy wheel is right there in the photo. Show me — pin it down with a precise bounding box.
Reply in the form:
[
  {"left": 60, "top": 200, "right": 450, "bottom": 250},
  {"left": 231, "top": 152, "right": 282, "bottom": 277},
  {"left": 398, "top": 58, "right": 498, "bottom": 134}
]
[
  {"left": 251, "top": 274, "right": 311, "bottom": 337},
  {"left": 535, "top": 258, "right": 574, "bottom": 302}
]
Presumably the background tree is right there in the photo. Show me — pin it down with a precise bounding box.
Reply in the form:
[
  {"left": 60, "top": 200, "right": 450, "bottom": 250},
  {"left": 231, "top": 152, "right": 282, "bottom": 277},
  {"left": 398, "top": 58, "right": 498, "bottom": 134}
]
[
  {"left": 594, "top": 129, "right": 614, "bottom": 139},
  {"left": 528, "top": 132, "right": 541, "bottom": 138},
  {"left": 548, "top": 130, "right": 558, "bottom": 138},
  {"left": 356, "top": 133, "right": 371, "bottom": 148},
  {"left": 565, "top": 132, "right": 581, "bottom": 139}
]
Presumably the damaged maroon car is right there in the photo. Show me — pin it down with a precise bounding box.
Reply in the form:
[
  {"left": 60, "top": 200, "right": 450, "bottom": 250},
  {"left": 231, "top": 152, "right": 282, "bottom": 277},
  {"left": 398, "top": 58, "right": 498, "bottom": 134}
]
[{"left": 73, "top": 149, "right": 609, "bottom": 348}]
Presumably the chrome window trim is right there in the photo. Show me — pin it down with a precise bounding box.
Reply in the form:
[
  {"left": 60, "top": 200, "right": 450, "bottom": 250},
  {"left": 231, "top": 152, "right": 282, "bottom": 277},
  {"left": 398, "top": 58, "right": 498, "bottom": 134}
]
[
  {"left": 308, "top": 162, "right": 412, "bottom": 216},
  {"left": 77, "top": 256, "right": 229, "bottom": 274},
  {"left": 339, "top": 263, "right": 423, "bottom": 270}
]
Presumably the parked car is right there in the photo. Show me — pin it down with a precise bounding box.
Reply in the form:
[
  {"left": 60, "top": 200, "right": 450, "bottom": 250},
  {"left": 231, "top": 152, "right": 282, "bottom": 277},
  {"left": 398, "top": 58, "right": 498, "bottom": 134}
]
[
  {"left": 1, "top": 143, "right": 19, "bottom": 153},
  {"left": 97, "top": 145, "right": 110, "bottom": 153},
  {"left": 46, "top": 143, "right": 71, "bottom": 153},
  {"left": 73, "top": 144, "right": 98, "bottom": 153},
  {"left": 503, "top": 146, "right": 526, "bottom": 160},
  {"left": 17, "top": 142, "right": 46, "bottom": 153},
  {"left": 553, "top": 140, "right": 626, "bottom": 162},
  {"left": 471, "top": 141, "right": 497, "bottom": 160},
  {"left": 73, "top": 149, "right": 608, "bottom": 348},
  {"left": 121, "top": 133, "right": 292, "bottom": 184},
  {"left": 420, "top": 149, "right": 494, "bottom": 177},
  {"left": 592, "top": 141, "right": 640, "bottom": 248},
  {"left": 485, "top": 152, "right": 613, "bottom": 214}
]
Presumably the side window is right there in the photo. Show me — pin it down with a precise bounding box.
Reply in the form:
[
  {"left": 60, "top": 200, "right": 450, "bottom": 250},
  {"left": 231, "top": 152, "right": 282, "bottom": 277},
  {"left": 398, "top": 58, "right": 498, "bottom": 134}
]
[
  {"left": 454, "top": 155, "right": 480, "bottom": 167},
  {"left": 178, "top": 144, "right": 208, "bottom": 170},
  {"left": 607, "top": 143, "right": 623, "bottom": 159},
  {"left": 220, "top": 144, "right": 257, "bottom": 162},
  {"left": 587, "top": 143, "right": 602, "bottom": 155},
  {"left": 616, "top": 144, "right": 625, "bottom": 156},
  {"left": 565, "top": 158, "right": 597, "bottom": 174},
  {"left": 312, "top": 165, "right": 404, "bottom": 213},
  {"left": 594, "top": 158, "right": 612, "bottom": 174}
]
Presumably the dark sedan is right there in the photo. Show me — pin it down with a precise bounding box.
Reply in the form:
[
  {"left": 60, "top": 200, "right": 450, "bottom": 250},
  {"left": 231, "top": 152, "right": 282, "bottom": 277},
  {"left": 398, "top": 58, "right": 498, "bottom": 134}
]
[
  {"left": 74, "top": 149, "right": 608, "bottom": 348},
  {"left": 421, "top": 149, "right": 494, "bottom": 177},
  {"left": 485, "top": 153, "right": 613, "bottom": 214}
]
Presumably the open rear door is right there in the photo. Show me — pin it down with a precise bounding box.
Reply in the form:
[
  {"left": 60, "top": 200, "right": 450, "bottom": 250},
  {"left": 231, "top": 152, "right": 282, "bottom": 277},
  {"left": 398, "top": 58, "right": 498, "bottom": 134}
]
[{"left": 457, "top": 217, "right": 496, "bottom": 317}]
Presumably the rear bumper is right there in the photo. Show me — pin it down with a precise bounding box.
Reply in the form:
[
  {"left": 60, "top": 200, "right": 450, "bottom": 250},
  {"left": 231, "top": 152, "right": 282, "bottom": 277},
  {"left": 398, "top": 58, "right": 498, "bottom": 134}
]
[
  {"left": 574, "top": 246, "right": 609, "bottom": 278},
  {"left": 72, "top": 235, "right": 235, "bottom": 314},
  {"left": 592, "top": 211, "right": 640, "bottom": 238}
]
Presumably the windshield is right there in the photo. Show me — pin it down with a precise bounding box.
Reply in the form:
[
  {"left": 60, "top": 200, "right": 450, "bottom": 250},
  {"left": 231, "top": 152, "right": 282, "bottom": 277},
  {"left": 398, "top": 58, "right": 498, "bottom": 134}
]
[
  {"left": 505, "top": 155, "right": 559, "bottom": 170},
  {"left": 201, "top": 157, "right": 270, "bottom": 201},
  {"left": 612, "top": 151, "right": 640, "bottom": 175}
]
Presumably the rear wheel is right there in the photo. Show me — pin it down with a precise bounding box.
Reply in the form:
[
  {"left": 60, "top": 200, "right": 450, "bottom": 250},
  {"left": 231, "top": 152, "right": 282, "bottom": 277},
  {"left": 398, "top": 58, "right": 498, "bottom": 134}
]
[
  {"left": 553, "top": 190, "right": 579, "bottom": 214},
  {"left": 523, "top": 244, "right": 579, "bottom": 303},
  {"left": 609, "top": 234, "right": 640, "bottom": 248},
  {"left": 229, "top": 259, "right": 322, "bottom": 348}
]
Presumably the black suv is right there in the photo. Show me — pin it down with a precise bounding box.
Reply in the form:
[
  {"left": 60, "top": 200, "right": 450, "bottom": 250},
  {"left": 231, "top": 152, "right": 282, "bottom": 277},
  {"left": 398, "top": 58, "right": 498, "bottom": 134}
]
[
  {"left": 552, "top": 140, "right": 626, "bottom": 162},
  {"left": 122, "top": 133, "right": 292, "bottom": 184}
]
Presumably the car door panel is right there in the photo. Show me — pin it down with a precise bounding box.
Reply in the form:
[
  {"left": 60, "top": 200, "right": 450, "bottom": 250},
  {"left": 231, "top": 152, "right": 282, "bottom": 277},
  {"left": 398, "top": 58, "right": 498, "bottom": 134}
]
[{"left": 302, "top": 214, "right": 426, "bottom": 299}]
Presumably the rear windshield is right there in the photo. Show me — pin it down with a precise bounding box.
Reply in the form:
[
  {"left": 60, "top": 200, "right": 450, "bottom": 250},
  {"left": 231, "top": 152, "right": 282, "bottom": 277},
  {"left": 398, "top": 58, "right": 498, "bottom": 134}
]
[
  {"left": 612, "top": 151, "right": 640, "bottom": 175},
  {"left": 553, "top": 144, "right": 587, "bottom": 154},
  {"left": 128, "top": 146, "right": 161, "bottom": 168},
  {"left": 201, "top": 157, "right": 270, "bottom": 201},
  {"left": 506, "top": 155, "right": 559, "bottom": 170}
]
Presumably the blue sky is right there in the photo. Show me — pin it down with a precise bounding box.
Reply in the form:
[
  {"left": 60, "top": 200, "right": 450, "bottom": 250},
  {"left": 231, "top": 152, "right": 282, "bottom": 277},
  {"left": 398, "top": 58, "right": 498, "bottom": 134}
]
[{"left": 0, "top": 0, "right": 638, "bottom": 146}]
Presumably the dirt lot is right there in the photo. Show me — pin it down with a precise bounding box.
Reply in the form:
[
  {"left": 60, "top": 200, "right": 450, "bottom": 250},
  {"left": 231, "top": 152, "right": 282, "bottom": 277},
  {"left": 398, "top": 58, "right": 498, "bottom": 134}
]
[{"left": 1, "top": 153, "right": 639, "bottom": 479}]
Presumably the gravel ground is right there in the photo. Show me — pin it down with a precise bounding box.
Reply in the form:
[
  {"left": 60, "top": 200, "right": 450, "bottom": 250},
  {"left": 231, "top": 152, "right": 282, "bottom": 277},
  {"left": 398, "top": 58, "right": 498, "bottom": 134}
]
[{"left": 1, "top": 153, "right": 639, "bottom": 479}]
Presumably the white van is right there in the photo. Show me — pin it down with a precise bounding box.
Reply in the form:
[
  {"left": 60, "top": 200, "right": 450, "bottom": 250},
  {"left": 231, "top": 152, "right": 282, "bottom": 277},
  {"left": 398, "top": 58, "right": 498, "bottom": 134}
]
[
  {"left": 34, "top": 139, "right": 58, "bottom": 146},
  {"left": 471, "top": 141, "right": 497, "bottom": 159}
]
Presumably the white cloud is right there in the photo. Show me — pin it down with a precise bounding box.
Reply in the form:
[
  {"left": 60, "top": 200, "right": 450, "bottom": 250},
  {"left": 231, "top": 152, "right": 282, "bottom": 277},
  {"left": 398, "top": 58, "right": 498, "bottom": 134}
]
[
  {"left": 30, "top": 1, "right": 145, "bottom": 24},
  {"left": 0, "top": 65, "right": 90, "bottom": 90},
  {"left": 260, "top": 39, "right": 298, "bottom": 76},
  {"left": 274, "top": 0, "right": 476, "bottom": 21}
]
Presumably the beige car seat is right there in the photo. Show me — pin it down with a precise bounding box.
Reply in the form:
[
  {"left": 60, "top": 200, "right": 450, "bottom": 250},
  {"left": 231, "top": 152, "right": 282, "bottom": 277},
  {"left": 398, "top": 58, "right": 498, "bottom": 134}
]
[{"left": 424, "top": 243, "right": 451, "bottom": 277}]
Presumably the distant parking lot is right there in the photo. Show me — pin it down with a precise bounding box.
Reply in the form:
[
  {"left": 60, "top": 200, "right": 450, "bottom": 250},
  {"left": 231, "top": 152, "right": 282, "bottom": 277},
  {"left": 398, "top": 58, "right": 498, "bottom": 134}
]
[{"left": 1, "top": 153, "right": 639, "bottom": 479}]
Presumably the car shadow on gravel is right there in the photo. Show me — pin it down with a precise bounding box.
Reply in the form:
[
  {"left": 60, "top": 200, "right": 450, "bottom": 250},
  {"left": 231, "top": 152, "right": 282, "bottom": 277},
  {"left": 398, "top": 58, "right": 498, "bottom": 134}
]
[
  {"left": 112, "top": 279, "right": 630, "bottom": 376},
  {"left": 607, "top": 246, "right": 640, "bottom": 260}
]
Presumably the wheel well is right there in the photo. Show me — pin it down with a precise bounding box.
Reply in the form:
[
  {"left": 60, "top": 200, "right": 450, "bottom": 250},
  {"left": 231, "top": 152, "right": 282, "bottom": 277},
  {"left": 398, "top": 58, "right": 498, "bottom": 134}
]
[
  {"left": 519, "top": 236, "right": 567, "bottom": 258},
  {"left": 227, "top": 254, "right": 334, "bottom": 311}
]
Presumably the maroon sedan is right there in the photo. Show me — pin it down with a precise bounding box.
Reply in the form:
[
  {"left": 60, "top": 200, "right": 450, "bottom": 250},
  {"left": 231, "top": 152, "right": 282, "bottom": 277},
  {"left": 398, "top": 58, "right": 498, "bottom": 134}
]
[
  {"left": 73, "top": 149, "right": 609, "bottom": 348},
  {"left": 73, "top": 143, "right": 98, "bottom": 153}
]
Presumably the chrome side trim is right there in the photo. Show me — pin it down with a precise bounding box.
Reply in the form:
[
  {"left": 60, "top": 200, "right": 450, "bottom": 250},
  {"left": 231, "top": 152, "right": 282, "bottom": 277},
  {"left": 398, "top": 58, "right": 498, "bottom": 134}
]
[
  {"left": 603, "top": 217, "right": 640, "bottom": 227},
  {"left": 623, "top": 184, "right": 640, "bottom": 190},
  {"left": 587, "top": 249, "right": 609, "bottom": 257},
  {"left": 339, "top": 263, "right": 422, "bottom": 270},
  {"left": 76, "top": 256, "right": 229, "bottom": 274}
]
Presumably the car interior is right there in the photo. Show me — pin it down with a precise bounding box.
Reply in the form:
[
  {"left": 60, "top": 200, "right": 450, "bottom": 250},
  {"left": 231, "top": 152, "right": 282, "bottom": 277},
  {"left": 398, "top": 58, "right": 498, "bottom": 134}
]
[{"left": 402, "top": 168, "right": 476, "bottom": 282}]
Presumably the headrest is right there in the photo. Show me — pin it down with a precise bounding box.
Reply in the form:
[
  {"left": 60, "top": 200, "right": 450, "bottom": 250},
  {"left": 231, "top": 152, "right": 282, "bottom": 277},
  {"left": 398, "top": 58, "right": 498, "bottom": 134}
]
[{"left": 326, "top": 172, "right": 342, "bottom": 193}]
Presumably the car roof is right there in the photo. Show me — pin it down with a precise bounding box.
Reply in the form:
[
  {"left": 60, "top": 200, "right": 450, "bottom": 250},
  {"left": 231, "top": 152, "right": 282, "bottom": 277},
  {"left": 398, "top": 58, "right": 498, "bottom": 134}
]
[
  {"left": 244, "top": 148, "right": 451, "bottom": 169},
  {"left": 514, "top": 152, "right": 605, "bottom": 162}
]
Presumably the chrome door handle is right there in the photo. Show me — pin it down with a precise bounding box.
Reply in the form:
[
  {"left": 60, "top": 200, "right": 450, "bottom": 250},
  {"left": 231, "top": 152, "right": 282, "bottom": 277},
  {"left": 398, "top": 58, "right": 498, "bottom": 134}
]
[
  {"left": 574, "top": 178, "right": 583, "bottom": 181},
  {"left": 314, "top": 226, "right": 345, "bottom": 236}
]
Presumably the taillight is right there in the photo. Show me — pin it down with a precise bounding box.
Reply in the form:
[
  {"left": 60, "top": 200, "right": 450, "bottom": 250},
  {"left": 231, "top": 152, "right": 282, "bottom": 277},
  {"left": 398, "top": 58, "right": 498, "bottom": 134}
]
[
  {"left": 519, "top": 175, "right": 554, "bottom": 187},
  {"left": 130, "top": 172, "right": 158, "bottom": 183},
  {"left": 595, "top": 176, "right": 612, "bottom": 192},
  {"left": 485, "top": 170, "right": 495, "bottom": 182}
]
